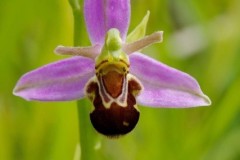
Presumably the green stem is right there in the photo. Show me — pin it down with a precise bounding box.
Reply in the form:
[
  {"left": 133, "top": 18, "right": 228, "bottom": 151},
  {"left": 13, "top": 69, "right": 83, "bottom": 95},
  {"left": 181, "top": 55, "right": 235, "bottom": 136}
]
[
  {"left": 77, "top": 100, "right": 99, "bottom": 160},
  {"left": 69, "top": 0, "right": 83, "bottom": 45},
  {"left": 68, "top": 0, "right": 100, "bottom": 159}
]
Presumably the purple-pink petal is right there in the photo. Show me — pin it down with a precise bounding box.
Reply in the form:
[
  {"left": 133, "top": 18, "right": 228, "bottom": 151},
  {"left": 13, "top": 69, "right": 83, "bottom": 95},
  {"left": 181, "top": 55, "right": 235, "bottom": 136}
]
[
  {"left": 129, "top": 52, "right": 211, "bottom": 108},
  {"left": 84, "top": 0, "right": 130, "bottom": 45},
  {"left": 13, "top": 57, "right": 95, "bottom": 101}
]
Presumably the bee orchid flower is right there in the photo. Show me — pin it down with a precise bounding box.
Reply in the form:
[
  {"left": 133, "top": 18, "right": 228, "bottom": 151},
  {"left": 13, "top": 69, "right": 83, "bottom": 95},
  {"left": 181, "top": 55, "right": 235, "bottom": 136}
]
[{"left": 13, "top": 0, "right": 211, "bottom": 137}]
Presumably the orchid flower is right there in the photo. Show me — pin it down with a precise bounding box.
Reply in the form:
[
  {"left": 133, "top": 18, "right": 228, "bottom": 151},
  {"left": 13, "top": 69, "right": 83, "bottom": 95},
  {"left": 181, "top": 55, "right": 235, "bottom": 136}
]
[{"left": 13, "top": 0, "right": 211, "bottom": 137}]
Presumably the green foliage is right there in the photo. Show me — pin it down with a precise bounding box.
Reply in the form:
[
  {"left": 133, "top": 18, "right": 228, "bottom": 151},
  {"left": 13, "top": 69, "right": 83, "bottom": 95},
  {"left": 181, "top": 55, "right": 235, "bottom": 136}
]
[{"left": 1, "top": 0, "right": 240, "bottom": 160}]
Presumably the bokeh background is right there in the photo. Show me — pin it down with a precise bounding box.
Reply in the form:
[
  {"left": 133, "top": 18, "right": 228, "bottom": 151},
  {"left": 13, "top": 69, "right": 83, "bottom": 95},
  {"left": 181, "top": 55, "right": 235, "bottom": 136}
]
[{"left": 1, "top": 0, "right": 240, "bottom": 159}]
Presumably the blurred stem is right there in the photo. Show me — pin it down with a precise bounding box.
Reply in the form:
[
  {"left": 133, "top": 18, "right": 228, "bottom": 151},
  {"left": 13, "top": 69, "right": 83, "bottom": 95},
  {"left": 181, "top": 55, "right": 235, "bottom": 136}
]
[
  {"left": 69, "top": 0, "right": 83, "bottom": 45},
  {"left": 77, "top": 100, "right": 99, "bottom": 160},
  {"left": 68, "top": 0, "right": 99, "bottom": 160}
]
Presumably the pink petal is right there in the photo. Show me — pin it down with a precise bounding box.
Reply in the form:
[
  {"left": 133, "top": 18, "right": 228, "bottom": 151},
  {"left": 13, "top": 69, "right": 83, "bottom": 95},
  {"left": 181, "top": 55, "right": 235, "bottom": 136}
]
[
  {"left": 84, "top": 0, "right": 130, "bottom": 45},
  {"left": 13, "top": 57, "right": 95, "bottom": 101},
  {"left": 129, "top": 53, "right": 211, "bottom": 108}
]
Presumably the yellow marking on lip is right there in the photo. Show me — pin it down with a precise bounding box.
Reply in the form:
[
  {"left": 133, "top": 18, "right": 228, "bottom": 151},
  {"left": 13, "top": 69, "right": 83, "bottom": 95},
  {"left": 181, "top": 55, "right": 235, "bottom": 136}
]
[{"left": 95, "top": 59, "right": 129, "bottom": 70}]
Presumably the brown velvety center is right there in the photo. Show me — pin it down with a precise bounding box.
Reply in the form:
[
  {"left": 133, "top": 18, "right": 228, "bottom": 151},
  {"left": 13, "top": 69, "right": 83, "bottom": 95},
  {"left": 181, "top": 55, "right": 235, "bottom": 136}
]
[
  {"left": 90, "top": 94, "right": 139, "bottom": 138},
  {"left": 102, "top": 71, "right": 123, "bottom": 98}
]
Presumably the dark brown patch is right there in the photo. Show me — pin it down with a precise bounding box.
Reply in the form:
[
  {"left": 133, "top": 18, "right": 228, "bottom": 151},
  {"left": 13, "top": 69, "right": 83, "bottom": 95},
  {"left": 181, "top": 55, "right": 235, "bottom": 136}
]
[
  {"left": 128, "top": 78, "right": 142, "bottom": 96},
  {"left": 86, "top": 81, "right": 97, "bottom": 93},
  {"left": 85, "top": 81, "right": 98, "bottom": 101},
  {"left": 102, "top": 71, "right": 124, "bottom": 98},
  {"left": 90, "top": 94, "right": 139, "bottom": 137},
  {"left": 89, "top": 81, "right": 139, "bottom": 137}
]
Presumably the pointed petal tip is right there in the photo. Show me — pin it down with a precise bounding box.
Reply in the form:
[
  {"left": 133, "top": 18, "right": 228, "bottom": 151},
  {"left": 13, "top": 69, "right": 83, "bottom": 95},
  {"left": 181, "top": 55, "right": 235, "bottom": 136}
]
[
  {"left": 13, "top": 84, "right": 32, "bottom": 101},
  {"left": 146, "top": 10, "right": 150, "bottom": 15},
  {"left": 198, "top": 93, "right": 212, "bottom": 106},
  {"left": 155, "top": 31, "right": 164, "bottom": 43},
  {"left": 54, "top": 45, "right": 64, "bottom": 54},
  {"left": 126, "top": 10, "right": 150, "bottom": 43},
  {"left": 12, "top": 86, "right": 19, "bottom": 97}
]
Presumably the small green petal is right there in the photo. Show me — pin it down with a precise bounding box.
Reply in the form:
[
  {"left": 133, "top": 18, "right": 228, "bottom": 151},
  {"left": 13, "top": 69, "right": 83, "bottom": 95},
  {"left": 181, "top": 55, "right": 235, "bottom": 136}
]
[{"left": 127, "top": 11, "right": 150, "bottom": 43}]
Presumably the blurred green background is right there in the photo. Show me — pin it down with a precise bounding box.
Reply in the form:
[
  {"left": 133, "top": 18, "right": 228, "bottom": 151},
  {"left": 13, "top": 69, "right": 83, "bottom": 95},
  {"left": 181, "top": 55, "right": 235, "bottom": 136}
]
[{"left": 1, "top": 0, "right": 240, "bottom": 159}]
